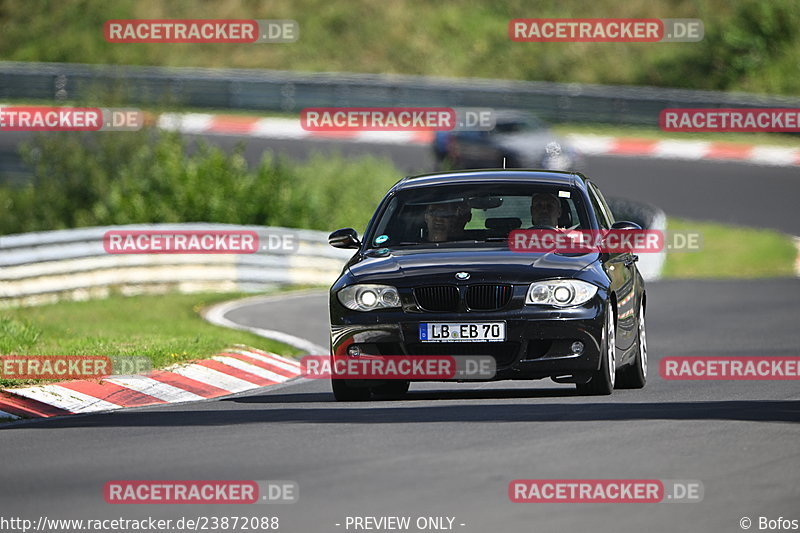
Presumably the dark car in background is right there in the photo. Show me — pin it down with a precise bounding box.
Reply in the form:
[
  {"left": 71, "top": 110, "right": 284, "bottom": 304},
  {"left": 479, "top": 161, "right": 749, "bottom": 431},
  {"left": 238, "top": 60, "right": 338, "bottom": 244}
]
[
  {"left": 433, "top": 110, "right": 583, "bottom": 171},
  {"left": 327, "top": 170, "right": 647, "bottom": 401}
]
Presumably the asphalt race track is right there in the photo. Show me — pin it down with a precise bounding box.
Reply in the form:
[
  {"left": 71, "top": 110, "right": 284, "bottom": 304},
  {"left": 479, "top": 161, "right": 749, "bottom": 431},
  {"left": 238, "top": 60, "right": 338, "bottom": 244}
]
[
  {"left": 2, "top": 281, "right": 799, "bottom": 533},
  {"left": 1, "top": 133, "right": 799, "bottom": 533}
]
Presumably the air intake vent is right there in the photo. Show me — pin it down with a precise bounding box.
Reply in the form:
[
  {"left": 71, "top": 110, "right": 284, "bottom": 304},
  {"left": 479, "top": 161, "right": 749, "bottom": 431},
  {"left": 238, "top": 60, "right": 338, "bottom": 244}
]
[{"left": 413, "top": 286, "right": 459, "bottom": 312}]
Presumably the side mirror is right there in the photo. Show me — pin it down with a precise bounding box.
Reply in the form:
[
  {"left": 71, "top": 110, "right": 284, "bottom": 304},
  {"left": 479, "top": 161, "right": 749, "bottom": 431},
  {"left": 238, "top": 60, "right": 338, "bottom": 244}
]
[
  {"left": 611, "top": 221, "right": 642, "bottom": 230},
  {"left": 329, "top": 228, "right": 361, "bottom": 249}
]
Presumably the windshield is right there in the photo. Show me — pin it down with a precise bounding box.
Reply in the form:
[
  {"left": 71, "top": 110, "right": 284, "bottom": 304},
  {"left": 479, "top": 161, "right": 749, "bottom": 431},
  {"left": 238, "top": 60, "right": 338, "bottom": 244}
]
[{"left": 366, "top": 183, "right": 589, "bottom": 248}]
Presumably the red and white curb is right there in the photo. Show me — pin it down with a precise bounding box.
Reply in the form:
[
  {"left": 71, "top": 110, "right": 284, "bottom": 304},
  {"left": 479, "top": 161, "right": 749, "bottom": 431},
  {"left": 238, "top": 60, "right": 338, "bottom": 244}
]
[
  {"left": 0, "top": 347, "right": 300, "bottom": 420},
  {"left": 570, "top": 135, "right": 800, "bottom": 167},
  {"left": 156, "top": 112, "right": 800, "bottom": 167},
  {"left": 157, "top": 113, "right": 434, "bottom": 145}
]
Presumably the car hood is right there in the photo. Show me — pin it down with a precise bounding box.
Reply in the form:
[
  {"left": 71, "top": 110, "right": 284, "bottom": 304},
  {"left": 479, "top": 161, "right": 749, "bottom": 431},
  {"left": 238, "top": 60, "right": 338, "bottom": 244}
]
[{"left": 347, "top": 248, "right": 598, "bottom": 285}]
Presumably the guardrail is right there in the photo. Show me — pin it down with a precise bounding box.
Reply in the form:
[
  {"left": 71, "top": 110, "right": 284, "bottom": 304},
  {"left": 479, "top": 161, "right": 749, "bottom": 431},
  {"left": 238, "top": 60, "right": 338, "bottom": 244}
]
[
  {"left": 0, "top": 223, "right": 352, "bottom": 308},
  {"left": 0, "top": 200, "right": 665, "bottom": 307},
  {"left": 2, "top": 61, "right": 799, "bottom": 126}
]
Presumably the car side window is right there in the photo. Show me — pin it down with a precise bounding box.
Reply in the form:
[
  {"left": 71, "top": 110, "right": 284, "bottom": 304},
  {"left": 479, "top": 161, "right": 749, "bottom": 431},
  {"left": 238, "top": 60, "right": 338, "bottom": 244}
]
[
  {"left": 587, "top": 183, "right": 612, "bottom": 230},
  {"left": 590, "top": 183, "right": 616, "bottom": 226}
]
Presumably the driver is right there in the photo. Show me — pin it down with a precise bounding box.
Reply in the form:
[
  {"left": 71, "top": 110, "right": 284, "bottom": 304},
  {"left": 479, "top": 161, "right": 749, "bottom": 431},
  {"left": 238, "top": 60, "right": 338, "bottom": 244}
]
[
  {"left": 530, "top": 193, "right": 562, "bottom": 228},
  {"left": 424, "top": 200, "right": 471, "bottom": 242}
]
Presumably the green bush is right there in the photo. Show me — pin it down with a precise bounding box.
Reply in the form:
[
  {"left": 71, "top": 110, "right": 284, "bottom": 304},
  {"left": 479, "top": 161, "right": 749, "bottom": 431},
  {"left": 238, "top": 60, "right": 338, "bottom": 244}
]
[{"left": 0, "top": 127, "right": 401, "bottom": 235}]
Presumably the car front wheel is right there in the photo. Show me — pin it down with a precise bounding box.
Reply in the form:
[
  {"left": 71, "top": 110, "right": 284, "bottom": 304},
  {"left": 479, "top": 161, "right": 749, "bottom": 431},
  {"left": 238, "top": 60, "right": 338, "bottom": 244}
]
[
  {"left": 617, "top": 301, "right": 647, "bottom": 389},
  {"left": 576, "top": 305, "right": 616, "bottom": 396}
]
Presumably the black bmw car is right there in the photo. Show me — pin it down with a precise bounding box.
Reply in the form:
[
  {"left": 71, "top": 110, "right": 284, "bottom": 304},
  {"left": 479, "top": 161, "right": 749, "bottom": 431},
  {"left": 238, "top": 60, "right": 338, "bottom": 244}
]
[{"left": 328, "top": 170, "right": 647, "bottom": 401}]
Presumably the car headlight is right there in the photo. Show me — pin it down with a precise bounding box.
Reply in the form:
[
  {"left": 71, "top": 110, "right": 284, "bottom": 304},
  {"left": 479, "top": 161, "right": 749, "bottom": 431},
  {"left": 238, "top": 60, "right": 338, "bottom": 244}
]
[
  {"left": 525, "top": 280, "right": 598, "bottom": 307},
  {"left": 337, "top": 284, "right": 401, "bottom": 312}
]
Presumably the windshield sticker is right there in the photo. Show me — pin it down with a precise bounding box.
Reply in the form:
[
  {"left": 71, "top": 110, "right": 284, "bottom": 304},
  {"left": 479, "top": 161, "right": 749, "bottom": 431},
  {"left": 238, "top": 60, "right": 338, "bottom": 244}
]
[
  {"left": 374, "top": 234, "right": 389, "bottom": 244},
  {"left": 558, "top": 190, "right": 571, "bottom": 198}
]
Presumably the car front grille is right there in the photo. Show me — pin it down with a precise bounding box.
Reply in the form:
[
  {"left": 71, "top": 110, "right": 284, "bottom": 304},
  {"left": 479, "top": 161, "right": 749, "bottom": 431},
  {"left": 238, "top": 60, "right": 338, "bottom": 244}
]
[
  {"left": 466, "top": 284, "right": 513, "bottom": 310},
  {"left": 413, "top": 286, "right": 459, "bottom": 312},
  {"left": 413, "top": 284, "right": 513, "bottom": 312}
]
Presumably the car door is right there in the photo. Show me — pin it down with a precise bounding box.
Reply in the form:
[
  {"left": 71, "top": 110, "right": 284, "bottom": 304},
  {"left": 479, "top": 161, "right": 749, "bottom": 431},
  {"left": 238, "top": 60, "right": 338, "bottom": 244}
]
[{"left": 588, "top": 183, "right": 637, "bottom": 351}]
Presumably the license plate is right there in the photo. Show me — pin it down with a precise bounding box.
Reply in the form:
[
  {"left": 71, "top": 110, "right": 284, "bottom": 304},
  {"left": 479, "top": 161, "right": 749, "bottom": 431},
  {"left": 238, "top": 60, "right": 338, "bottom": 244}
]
[{"left": 419, "top": 322, "right": 506, "bottom": 342}]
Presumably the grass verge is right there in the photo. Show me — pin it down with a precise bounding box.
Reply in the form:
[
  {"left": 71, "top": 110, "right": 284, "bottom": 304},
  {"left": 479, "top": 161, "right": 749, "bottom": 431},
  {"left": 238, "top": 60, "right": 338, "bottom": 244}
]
[
  {"left": 663, "top": 218, "right": 797, "bottom": 279},
  {"left": 0, "top": 291, "right": 306, "bottom": 388}
]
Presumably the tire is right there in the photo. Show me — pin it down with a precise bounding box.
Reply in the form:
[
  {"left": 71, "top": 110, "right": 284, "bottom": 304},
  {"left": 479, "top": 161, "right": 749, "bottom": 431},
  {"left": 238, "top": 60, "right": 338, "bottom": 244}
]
[
  {"left": 617, "top": 301, "right": 647, "bottom": 389},
  {"left": 331, "top": 379, "right": 371, "bottom": 401},
  {"left": 371, "top": 380, "right": 410, "bottom": 399},
  {"left": 576, "top": 305, "right": 616, "bottom": 395}
]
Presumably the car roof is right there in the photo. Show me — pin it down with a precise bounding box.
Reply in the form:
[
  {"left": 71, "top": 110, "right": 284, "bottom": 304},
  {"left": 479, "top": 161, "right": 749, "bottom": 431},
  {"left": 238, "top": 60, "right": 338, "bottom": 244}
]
[{"left": 393, "top": 169, "right": 588, "bottom": 192}]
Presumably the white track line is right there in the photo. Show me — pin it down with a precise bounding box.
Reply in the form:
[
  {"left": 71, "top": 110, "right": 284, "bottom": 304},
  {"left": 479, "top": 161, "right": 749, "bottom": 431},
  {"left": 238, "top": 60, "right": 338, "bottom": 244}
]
[{"left": 204, "top": 295, "right": 328, "bottom": 354}]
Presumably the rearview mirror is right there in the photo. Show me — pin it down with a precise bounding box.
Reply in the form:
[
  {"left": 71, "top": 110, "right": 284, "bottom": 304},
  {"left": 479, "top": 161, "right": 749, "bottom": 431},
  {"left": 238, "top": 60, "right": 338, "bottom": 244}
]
[
  {"left": 469, "top": 196, "right": 503, "bottom": 210},
  {"left": 329, "top": 228, "right": 361, "bottom": 249}
]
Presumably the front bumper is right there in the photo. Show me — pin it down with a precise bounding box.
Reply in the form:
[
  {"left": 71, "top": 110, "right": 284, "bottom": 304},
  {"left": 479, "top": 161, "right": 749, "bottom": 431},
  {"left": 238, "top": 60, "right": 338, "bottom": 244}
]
[{"left": 330, "top": 297, "right": 606, "bottom": 383}]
